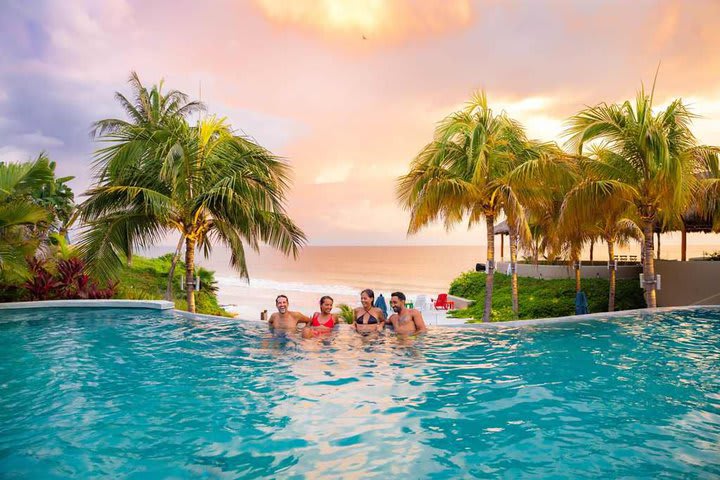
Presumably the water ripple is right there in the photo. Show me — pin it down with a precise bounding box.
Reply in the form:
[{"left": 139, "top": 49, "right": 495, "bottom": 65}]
[{"left": 0, "top": 307, "right": 719, "bottom": 478}]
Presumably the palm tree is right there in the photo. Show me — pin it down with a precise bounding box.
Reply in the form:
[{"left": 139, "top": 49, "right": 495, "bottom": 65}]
[
  {"left": 91, "top": 71, "right": 204, "bottom": 137},
  {"left": 692, "top": 147, "right": 720, "bottom": 232},
  {"left": 0, "top": 158, "right": 53, "bottom": 281},
  {"left": 80, "top": 114, "right": 306, "bottom": 313},
  {"left": 511, "top": 141, "right": 580, "bottom": 311},
  {"left": 397, "top": 91, "right": 518, "bottom": 322},
  {"left": 90, "top": 72, "right": 205, "bottom": 298},
  {"left": 565, "top": 80, "right": 700, "bottom": 308},
  {"left": 562, "top": 148, "right": 643, "bottom": 310}
]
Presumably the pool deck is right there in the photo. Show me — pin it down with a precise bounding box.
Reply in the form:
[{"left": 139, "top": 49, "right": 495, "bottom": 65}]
[{"left": 1, "top": 300, "right": 718, "bottom": 330}]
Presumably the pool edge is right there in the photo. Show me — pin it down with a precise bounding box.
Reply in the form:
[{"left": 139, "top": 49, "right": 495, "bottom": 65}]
[
  {"left": 2, "top": 301, "right": 718, "bottom": 330},
  {"left": 445, "top": 304, "right": 720, "bottom": 329},
  {"left": 0, "top": 299, "right": 175, "bottom": 311}
]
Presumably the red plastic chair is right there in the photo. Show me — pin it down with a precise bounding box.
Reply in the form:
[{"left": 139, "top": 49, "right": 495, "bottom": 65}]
[{"left": 434, "top": 293, "right": 455, "bottom": 310}]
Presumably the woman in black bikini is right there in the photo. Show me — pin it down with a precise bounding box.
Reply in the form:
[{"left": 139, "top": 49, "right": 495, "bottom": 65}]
[{"left": 353, "top": 288, "right": 385, "bottom": 334}]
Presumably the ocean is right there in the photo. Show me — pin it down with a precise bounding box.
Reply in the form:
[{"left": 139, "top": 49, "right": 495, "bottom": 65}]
[{"left": 199, "top": 246, "right": 483, "bottom": 320}]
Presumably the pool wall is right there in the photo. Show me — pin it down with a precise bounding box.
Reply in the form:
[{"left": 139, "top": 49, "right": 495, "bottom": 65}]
[
  {"left": 450, "top": 304, "right": 720, "bottom": 329},
  {"left": 0, "top": 300, "right": 718, "bottom": 330}
]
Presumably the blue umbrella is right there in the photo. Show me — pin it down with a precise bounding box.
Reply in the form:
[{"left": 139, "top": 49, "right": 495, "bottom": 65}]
[
  {"left": 375, "top": 294, "right": 388, "bottom": 318},
  {"left": 575, "top": 291, "right": 589, "bottom": 315}
]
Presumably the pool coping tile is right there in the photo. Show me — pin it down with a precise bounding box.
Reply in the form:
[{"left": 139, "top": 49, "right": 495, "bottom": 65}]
[{"left": 0, "top": 299, "right": 174, "bottom": 311}]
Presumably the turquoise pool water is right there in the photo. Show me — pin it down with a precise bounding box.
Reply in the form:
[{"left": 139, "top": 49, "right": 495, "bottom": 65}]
[{"left": 1, "top": 307, "right": 719, "bottom": 478}]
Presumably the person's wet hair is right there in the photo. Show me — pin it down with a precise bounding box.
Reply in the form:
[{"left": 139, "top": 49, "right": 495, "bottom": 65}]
[
  {"left": 392, "top": 292, "right": 406, "bottom": 301},
  {"left": 275, "top": 295, "right": 289, "bottom": 304},
  {"left": 361, "top": 289, "right": 375, "bottom": 300},
  {"left": 319, "top": 295, "right": 333, "bottom": 305}
]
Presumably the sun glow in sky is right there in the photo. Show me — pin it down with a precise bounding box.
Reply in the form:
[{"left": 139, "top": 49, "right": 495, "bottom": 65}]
[
  {"left": 253, "top": 0, "right": 472, "bottom": 43},
  {"left": 1, "top": 0, "right": 720, "bottom": 246}
]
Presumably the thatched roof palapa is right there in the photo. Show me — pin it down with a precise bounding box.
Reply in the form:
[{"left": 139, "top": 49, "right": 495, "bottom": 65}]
[{"left": 493, "top": 220, "right": 509, "bottom": 236}]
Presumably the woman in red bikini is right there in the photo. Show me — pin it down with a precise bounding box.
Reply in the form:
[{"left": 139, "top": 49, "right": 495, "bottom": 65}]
[{"left": 302, "top": 296, "right": 339, "bottom": 338}]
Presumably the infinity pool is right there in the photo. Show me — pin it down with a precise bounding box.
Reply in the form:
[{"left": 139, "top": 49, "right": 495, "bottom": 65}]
[{"left": 1, "top": 307, "right": 719, "bottom": 478}]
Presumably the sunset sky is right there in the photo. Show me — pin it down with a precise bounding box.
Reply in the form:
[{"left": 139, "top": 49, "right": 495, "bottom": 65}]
[{"left": 2, "top": 0, "right": 720, "bottom": 246}]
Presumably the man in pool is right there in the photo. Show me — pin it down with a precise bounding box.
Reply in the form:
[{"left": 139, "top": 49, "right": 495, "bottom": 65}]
[
  {"left": 268, "top": 295, "right": 312, "bottom": 332},
  {"left": 388, "top": 292, "right": 428, "bottom": 335}
]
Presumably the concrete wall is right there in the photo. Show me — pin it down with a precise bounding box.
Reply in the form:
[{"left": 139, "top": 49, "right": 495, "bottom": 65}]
[
  {"left": 496, "top": 262, "right": 641, "bottom": 280},
  {"left": 480, "top": 261, "right": 719, "bottom": 308},
  {"left": 655, "top": 260, "right": 720, "bottom": 307}
]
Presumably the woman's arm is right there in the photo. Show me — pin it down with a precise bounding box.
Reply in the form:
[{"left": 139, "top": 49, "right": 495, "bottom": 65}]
[{"left": 376, "top": 308, "right": 386, "bottom": 328}]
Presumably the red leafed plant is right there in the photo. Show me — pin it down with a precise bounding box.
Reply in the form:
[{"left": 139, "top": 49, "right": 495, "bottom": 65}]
[
  {"left": 24, "top": 258, "right": 62, "bottom": 300},
  {"left": 24, "top": 257, "right": 117, "bottom": 300}
]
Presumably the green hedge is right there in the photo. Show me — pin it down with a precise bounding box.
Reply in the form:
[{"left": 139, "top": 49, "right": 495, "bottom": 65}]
[{"left": 449, "top": 271, "right": 645, "bottom": 322}]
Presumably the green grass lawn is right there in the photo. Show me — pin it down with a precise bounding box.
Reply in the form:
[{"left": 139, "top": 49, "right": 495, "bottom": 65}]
[
  {"left": 449, "top": 271, "right": 646, "bottom": 322},
  {"left": 115, "top": 254, "right": 233, "bottom": 317}
]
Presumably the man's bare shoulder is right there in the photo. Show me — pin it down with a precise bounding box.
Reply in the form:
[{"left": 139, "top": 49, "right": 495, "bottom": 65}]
[{"left": 388, "top": 313, "right": 399, "bottom": 322}]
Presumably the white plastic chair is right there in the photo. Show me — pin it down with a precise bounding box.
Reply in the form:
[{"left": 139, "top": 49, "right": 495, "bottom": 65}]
[{"left": 414, "top": 294, "right": 431, "bottom": 311}]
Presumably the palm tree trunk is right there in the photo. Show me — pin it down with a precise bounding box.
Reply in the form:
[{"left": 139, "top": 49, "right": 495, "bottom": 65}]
[
  {"left": 642, "top": 221, "right": 657, "bottom": 308},
  {"left": 589, "top": 239, "right": 595, "bottom": 263},
  {"left": 656, "top": 231, "right": 661, "bottom": 260},
  {"left": 509, "top": 228, "right": 519, "bottom": 317},
  {"left": 681, "top": 224, "right": 687, "bottom": 261},
  {"left": 165, "top": 234, "right": 186, "bottom": 301},
  {"left": 574, "top": 255, "right": 581, "bottom": 293},
  {"left": 185, "top": 236, "right": 197, "bottom": 313},
  {"left": 607, "top": 239, "right": 616, "bottom": 312},
  {"left": 483, "top": 215, "right": 495, "bottom": 322}
]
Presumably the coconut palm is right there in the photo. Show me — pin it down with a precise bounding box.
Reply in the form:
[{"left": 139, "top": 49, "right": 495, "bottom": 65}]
[
  {"left": 496, "top": 137, "right": 568, "bottom": 316},
  {"left": 79, "top": 114, "right": 306, "bottom": 313},
  {"left": 89, "top": 72, "right": 208, "bottom": 300},
  {"left": 508, "top": 142, "right": 578, "bottom": 264},
  {"left": 692, "top": 147, "right": 720, "bottom": 231},
  {"left": 565, "top": 81, "right": 700, "bottom": 307},
  {"left": 91, "top": 71, "right": 204, "bottom": 137},
  {"left": 0, "top": 158, "right": 53, "bottom": 281},
  {"left": 561, "top": 147, "right": 642, "bottom": 310},
  {"left": 397, "top": 91, "right": 518, "bottom": 322}
]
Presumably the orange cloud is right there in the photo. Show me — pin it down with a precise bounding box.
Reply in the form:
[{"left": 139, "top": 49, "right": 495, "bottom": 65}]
[{"left": 251, "top": 0, "right": 473, "bottom": 44}]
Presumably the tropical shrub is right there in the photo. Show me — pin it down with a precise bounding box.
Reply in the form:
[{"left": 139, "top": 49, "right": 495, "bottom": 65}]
[
  {"left": 336, "top": 304, "right": 355, "bottom": 324},
  {"left": 23, "top": 257, "right": 116, "bottom": 300}
]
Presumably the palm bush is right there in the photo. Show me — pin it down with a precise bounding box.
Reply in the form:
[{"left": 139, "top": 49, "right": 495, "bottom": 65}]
[
  {"left": 0, "top": 157, "right": 53, "bottom": 282},
  {"left": 336, "top": 303, "right": 355, "bottom": 324}
]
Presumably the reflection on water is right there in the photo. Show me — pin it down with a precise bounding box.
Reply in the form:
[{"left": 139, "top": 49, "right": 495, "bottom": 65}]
[{"left": 0, "top": 308, "right": 719, "bottom": 478}]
